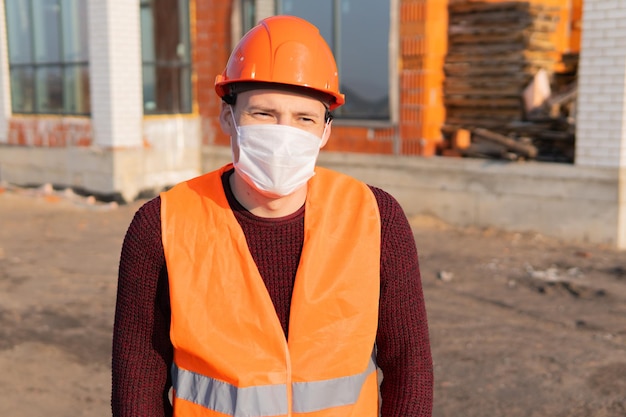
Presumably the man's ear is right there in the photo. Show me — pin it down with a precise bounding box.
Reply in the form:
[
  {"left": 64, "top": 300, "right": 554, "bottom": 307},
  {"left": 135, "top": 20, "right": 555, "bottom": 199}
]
[
  {"left": 219, "top": 103, "right": 234, "bottom": 136},
  {"left": 320, "top": 120, "right": 332, "bottom": 148}
]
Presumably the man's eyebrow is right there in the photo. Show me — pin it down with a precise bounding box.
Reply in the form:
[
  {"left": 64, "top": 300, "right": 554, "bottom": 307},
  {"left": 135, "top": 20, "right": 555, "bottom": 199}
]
[
  {"left": 246, "top": 105, "right": 324, "bottom": 119},
  {"left": 293, "top": 109, "right": 325, "bottom": 119},
  {"left": 245, "top": 105, "right": 275, "bottom": 113}
]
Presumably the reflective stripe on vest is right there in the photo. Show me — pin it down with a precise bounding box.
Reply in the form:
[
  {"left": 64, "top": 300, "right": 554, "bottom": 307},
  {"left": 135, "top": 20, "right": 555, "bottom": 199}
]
[{"left": 172, "top": 353, "right": 377, "bottom": 417}]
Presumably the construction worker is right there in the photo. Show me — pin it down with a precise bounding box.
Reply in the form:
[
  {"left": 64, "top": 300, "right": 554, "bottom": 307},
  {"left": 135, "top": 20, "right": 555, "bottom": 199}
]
[{"left": 112, "top": 15, "right": 433, "bottom": 417}]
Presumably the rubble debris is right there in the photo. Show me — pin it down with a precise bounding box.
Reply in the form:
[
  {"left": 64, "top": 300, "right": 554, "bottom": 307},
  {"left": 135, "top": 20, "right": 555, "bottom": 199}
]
[
  {"left": 521, "top": 263, "right": 611, "bottom": 299},
  {"left": 437, "top": 270, "right": 455, "bottom": 282},
  {"left": 0, "top": 182, "right": 119, "bottom": 211}
]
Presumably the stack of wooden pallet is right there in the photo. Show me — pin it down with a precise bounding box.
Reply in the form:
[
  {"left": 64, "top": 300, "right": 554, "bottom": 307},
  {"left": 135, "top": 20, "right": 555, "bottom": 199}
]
[
  {"left": 442, "top": 1, "right": 576, "bottom": 162},
  {"left": 445, "top": 0, "right": 560, "bottom": 128}
]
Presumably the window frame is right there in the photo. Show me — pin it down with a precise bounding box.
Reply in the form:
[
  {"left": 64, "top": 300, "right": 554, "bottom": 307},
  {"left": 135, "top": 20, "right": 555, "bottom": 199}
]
[
  {"left": 240, "top": 0, "right": 398, "bottom": 125},
  {"left": 140, "top": 0, "right": 193, "bottom": 115},
  {"left": 4, "top": 0, "right": 90, "bottom": 116}
]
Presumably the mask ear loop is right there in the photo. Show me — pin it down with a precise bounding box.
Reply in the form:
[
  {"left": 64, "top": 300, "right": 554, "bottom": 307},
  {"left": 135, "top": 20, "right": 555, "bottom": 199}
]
[
  {"left": 320, "top": 118, "right": 332, "bottom": 148},
  {"left": 228, "top": 106, "right": 242, "bottom": 163},
  {"left": 228, "top": 105, "right": 241, "bottom": 134}
]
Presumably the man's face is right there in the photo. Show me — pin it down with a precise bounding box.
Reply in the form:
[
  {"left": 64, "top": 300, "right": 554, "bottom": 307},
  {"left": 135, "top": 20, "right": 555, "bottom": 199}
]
[{"left": 220, "top": 88, "right": 331, "bottom": 144}]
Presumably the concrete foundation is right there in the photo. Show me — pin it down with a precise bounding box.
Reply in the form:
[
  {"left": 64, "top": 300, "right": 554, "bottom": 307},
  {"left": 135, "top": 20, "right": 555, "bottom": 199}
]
[
  {"left": 0, "top": 117, "right": 201, "bottom": 202},
  {"left": 1, "top": 143, "right": 624, "bottom": 249},
  {"left": 200, "top": 146, "right": 626, "bottom": 249}
]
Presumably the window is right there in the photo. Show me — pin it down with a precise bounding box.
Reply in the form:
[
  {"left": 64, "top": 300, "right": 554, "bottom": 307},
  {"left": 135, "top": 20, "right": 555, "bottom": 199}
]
[
  {"left": 140, "top": 0, "right": 192, "bottom": 114},
  {"left": 4, "top": 0, "right": 89, "bottom": 115},
  {"left": 241, "top": 0, "right": 257, "bottom": 35},
  {"left": 244, "top": 0, "right": 391, "bottom": 120}
]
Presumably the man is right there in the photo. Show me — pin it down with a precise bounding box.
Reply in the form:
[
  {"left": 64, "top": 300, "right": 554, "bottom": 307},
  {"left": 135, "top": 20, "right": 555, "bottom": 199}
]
[{"left": 112, "top": 15, "right": 433, "bottom": 417}]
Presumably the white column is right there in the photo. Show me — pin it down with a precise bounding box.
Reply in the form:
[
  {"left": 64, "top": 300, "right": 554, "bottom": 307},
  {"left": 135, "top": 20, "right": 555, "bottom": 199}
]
[
  {"left": 0, "top": 0, "right": 12, "bottom": 143},
  {"left": 88, "top": 0, "right": 143, "bottom": 148},
  {"left": 256, "top": 0, "right": 276, "bottom": 20},
  {"left": 575, "top": 0, "right": 626, "bottom": 168}
]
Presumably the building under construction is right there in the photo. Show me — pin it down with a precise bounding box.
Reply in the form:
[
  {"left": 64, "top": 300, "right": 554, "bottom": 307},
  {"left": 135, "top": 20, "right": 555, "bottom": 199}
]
[{"left": 0, "top": 0, "right": 624, "bottom": 249}]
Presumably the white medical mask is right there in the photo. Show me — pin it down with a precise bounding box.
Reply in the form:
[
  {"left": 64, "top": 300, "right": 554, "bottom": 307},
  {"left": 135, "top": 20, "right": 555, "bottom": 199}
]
[{"left": 230, "top": 109, "right": 328, "bottom": 197}]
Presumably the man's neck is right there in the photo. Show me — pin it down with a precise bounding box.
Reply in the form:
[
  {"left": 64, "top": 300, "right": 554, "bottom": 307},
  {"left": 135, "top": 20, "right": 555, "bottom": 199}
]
[{"left": 228, "top": 171, "right": 307, "bottom": 218}]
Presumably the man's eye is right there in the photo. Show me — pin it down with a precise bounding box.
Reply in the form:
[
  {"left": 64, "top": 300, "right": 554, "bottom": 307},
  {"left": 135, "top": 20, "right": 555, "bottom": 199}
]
[{"left": 254, "top": 112, "right": 272, "bottom": 118}]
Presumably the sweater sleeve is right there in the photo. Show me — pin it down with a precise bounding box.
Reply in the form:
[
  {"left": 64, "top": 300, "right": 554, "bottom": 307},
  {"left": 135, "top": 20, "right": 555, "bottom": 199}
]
[
  {"left": 370, "top": 186, "right": 434, "bottom": 417},
  {"left": 112, "top": 196, "right": 173, "bottom": 417}
]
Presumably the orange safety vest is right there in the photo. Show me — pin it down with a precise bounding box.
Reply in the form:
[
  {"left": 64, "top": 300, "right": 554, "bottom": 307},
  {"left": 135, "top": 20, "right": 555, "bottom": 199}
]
[{"left": 161, "top": 164, "right": 381, "bottom": 417}]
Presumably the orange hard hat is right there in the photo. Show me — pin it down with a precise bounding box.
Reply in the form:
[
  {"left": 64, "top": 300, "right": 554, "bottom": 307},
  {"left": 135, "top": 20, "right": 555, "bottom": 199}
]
[{"left": 215, "top": 15, "right": 345, "bottom": 110}]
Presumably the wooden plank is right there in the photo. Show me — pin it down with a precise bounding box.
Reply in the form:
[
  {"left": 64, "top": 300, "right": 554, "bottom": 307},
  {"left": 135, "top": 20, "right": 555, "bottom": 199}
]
[
  {"left": 473, "top": 128, "right": 538, "bottom": 158},
  {"left": 449, "top": 41, "right": 555, "bottom": 54},
  {"left": 449, "top": 1, "right": 558, "bottom": 15},
  {"left": 459, "top": 142, "right": 519, "bottom": 161},
  {"left": 447, "top": 108, "right": 522, "bottom": 118},
  {"left": 444, "top": 85, "right": 533, "bottom": 95},
  {"left": 444, "top": 64, "right": 538, "bottom": 77},
  {"left": 449, "top": 22, "right": 532, "bottom": 36},
  {"left": 449, "top": 10, "right": 535, "bottom": 25},
  {"left": 449, "top": 20, "right": 558, "bottom": 36},
  {"left": 445, "top": 50, "right": 555, "bottom": 63},
  {"left": 449, "top": 31, "right": 553, "bottom": 47},
  {"left": 445, "top": 118, "right": 514, "bottom": 130},
  {"left": 449, "top": 10, "right": 558, "bottom": 26},
  {"left": 445, "top": 97, "right": 522, "bottom": 108},
  {"left": 444, "top": 73, "right": 531, "bottom": 86}
]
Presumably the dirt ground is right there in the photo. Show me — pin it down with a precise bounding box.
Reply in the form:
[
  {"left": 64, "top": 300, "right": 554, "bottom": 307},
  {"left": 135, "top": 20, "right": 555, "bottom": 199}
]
[{"left": 0, "top": 184, "right": 624, "bottom": 417}]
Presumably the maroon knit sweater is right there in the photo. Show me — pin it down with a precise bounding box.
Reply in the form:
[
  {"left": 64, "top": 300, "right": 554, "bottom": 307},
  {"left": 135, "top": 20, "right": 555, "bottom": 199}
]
[{"left": 112, "top": 169, "right": 433, "bottom": 417}]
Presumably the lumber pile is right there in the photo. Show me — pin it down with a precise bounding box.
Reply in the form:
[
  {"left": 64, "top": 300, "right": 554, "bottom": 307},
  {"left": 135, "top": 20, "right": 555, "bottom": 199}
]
[{"left": 442, "top": 1, "right": 576, "bottom": 163}]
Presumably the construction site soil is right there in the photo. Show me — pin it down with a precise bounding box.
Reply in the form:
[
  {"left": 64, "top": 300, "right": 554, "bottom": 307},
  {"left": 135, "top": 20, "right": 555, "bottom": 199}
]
[{"left": 0, "top": 185, "right": 624, "bottom": 417}]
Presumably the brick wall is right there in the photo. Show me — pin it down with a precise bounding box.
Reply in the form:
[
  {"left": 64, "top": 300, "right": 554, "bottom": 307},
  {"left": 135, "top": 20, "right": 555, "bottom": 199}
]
[
  {"left": 195, "top": 0, "right": 233, "bottom": 146},
  {"left": 7, "top": 117, "right": 92, "bottom": 147},
  {"left": 397, "top": 0, "right": 447, "bottom": 156},
  {"left": 576, "top": 0, "right": 626, "bottom": 167}
]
